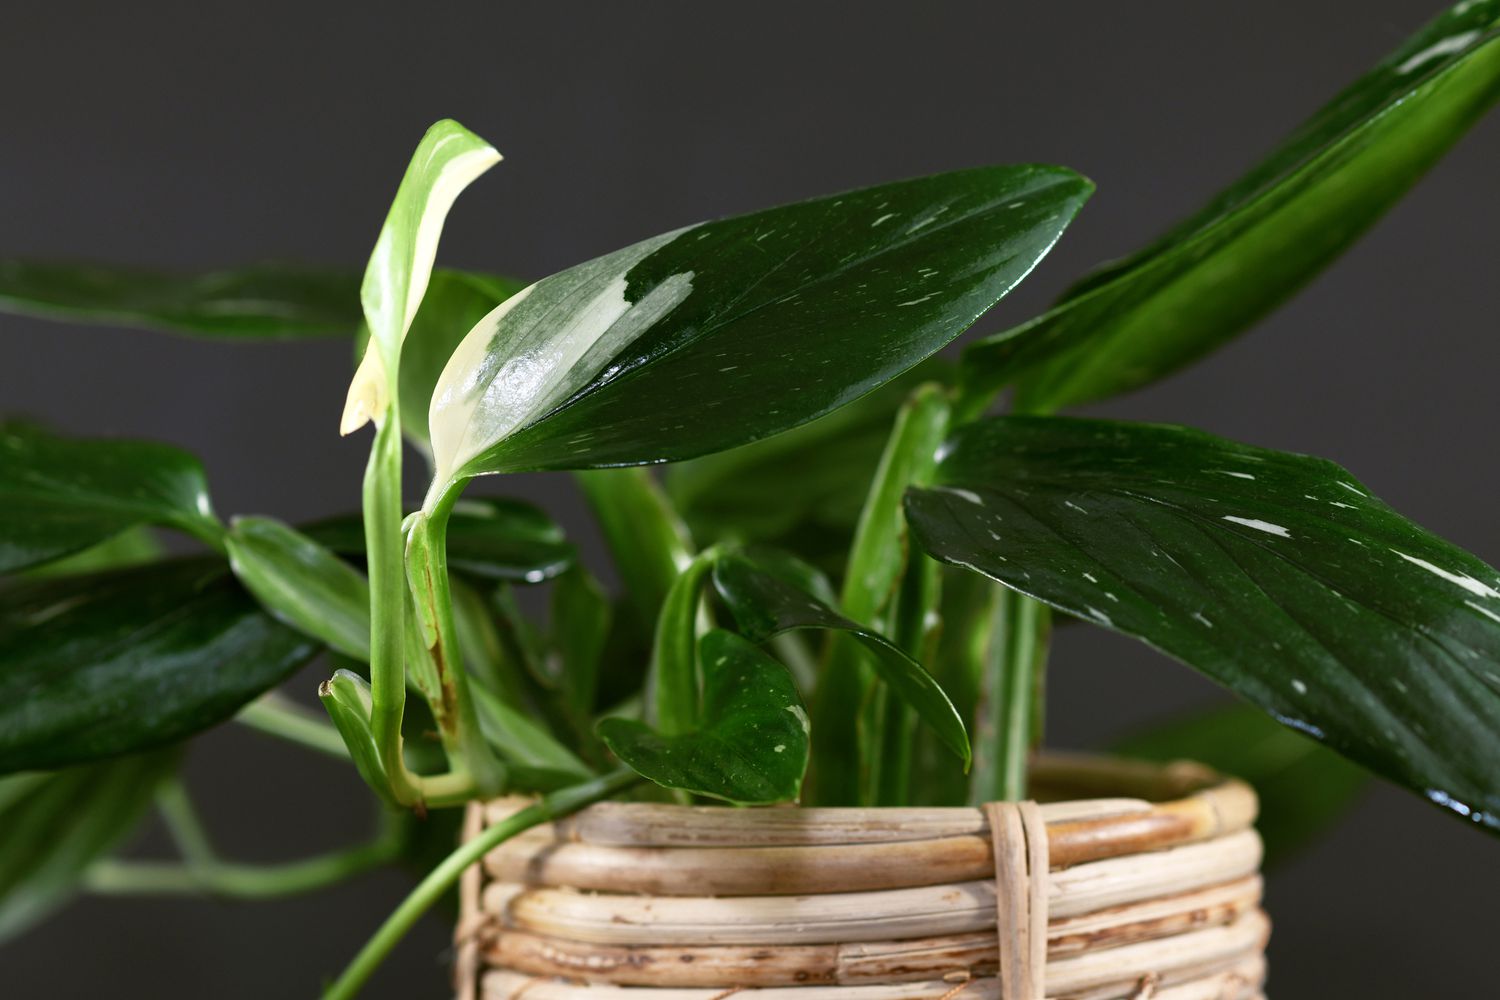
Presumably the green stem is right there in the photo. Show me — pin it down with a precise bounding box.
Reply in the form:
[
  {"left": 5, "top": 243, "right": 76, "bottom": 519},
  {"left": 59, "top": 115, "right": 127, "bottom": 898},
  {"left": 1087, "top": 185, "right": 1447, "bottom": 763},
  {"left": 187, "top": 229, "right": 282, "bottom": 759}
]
[
  {"left": 237, "top": 692, "right": 351, "bottom": 761},
  {"left": 323, "top": 769, "right": 639, "bottom": 1000},
  {"left": 406, "top": 499, "right": 507, "bottom": 798},
  {"left": 365, "top": 417, "right": 421, "bottom": 805},
  {"left": 154, "top": 778, "right": 216, "bottom": 867},
  {"left": 970, "top": 587, "right": 1049, "bottom": 802},
  {"left": 84, "top": 813, "right": 403, "bottom": 899}
]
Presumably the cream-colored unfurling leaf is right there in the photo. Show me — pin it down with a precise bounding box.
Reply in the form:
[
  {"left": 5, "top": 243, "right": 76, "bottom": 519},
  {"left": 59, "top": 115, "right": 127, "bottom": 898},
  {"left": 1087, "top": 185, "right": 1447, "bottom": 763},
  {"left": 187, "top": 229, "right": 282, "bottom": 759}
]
[
  {"left": 342, "top": 119, "right": 501, "bottom": 433},
  {"left": 340, "top": 342, "right": 390, "bottom": 436}
]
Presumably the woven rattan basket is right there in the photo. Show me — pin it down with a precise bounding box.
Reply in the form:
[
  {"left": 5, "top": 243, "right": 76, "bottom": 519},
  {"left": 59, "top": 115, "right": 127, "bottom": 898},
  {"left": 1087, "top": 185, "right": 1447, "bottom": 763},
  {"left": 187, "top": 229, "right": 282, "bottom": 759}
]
[{"left": 455, "top": 753, "right": 1268, "bottom": 1000}]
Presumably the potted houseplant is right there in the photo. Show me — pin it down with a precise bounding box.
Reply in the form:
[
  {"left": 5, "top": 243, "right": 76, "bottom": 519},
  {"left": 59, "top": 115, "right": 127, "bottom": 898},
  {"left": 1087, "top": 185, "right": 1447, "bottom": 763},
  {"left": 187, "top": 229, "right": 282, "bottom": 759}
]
[{"left": 2, "top": 2, "right": 1497, "bottom": 996}]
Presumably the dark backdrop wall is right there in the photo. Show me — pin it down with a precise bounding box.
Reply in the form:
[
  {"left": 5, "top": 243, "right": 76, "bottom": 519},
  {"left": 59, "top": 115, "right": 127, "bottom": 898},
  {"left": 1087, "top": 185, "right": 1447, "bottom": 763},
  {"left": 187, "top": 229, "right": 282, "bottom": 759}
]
[{"left": 2, "top": 2, "right": 1495, "bottom": 996}]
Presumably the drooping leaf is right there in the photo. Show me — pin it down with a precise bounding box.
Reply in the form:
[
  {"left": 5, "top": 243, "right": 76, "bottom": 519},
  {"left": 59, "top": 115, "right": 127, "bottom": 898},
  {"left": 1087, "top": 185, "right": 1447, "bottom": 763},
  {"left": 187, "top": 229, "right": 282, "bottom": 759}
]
[
  {"left": 342, "top": 119, "right": 501, "bottom": 435},
  {"left": 0, "top": 259, "right": 360, "bottom": 338},
  {"left": 905, "top": 416, "right": 1500, "bottom": 834},
  {"left": 0, "top": 559, "right": 320, "bottom": 773},
  {"left": 665, "top": 360, "right": 949, "bottom": 573},
  {"left": 471, "top": 685, "right": 594, "bottom": 789},
  {"left": 598, "top": 629, "right": 809, "bottom": 805},
  {"left": 711, "top": 552, "right": 969, "bottom": 765},
  {"left": 0, "top": 421, "right": 220, "bottom": 573},
  {"left": 424, "top": 165, "right": 1091, "bottom": 489},
  {"left": 1115, "top": 702, "right": 1367, "bottom": 864},
  {"left": 963, "top": 1, "right": 1500, "bottom": 411},
  {"left": 301, "top": 497, "right": 574, "bottom": 584},
  {"left": 226, "top": 516, "right": 372, "bottom": 660},
  {"left": 0, "top": 750, "right": 176, "bottom": 942}
]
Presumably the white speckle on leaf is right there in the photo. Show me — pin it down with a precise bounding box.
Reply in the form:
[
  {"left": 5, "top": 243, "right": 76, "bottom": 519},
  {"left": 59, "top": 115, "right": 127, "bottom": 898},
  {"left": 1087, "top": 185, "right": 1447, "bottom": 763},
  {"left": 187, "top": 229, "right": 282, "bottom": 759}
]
[
  {"left": 1210, "top": 470, "right": 1256, "bottom": 480},
  {"left": 1464, "top": 600, "right": 1500, "bottom": 625},
  {"left": 1082, "top": 572, "right": 1098, "bottom": 583},
  {"left": 1222, "top": 515, "right": 1291, "bottom": 538},
  {"left": 938, "top": 487, "right": 985, "bottom": 506},
  {"left": 1064, "top": 500, "right": 1088, "bottom": 513},
  {"left": 898, "top": 293, "right": 937, "bottom": 307},
  {"left": 1392, "top": 550, "right": 1500, "bottom": 599},
  {"left": 1292, "top": 679, "right": 1308, "bottom": 696},
  {"left": 1192, "top": 612, "right": 1213, "bottom": 628},
  {"left": 871, "top": 213, "right": 896, "bottom": 227},
  {"left": 773, "top": 744, "right": 786, "bottom": 753},
  {"left": 785, "top": 705, "right": 810, "bottom": 734}
]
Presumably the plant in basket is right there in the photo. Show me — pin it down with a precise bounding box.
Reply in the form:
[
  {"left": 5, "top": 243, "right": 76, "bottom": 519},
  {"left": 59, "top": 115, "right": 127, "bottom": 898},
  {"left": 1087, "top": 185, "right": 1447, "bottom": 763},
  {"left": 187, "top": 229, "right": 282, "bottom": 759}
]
[{"left": 2, "top": 2, "right": 1498, "bottom": 996}]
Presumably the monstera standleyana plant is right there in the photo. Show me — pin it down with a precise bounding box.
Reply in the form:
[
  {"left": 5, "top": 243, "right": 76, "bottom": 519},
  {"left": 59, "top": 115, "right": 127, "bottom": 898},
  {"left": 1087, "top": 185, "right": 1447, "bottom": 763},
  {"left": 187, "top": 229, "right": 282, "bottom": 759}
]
[{"left": 2, "top": 2, "right": 1499, "bottom": 994}]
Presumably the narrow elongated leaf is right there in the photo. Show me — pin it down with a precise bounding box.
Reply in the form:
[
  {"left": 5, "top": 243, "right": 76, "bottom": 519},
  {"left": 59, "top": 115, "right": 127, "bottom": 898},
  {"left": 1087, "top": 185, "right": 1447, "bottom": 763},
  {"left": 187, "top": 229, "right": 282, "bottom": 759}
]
[
  {"left": 550, "top": 566, "right": 611, "bottom": 722},
  {"left": 0, "top": 260, "right": 360, "bottom": 338},
  {"left": 598, "top": 629, "right": 809, "bottom": 805},
  {"left": 1116, "top": 703, "right": 1366, "bottom": 864},
  {"left": 226, "top": 516, "right": 371, "bottom": 659},
  {"left": 577, "top": 468, "right": 695, "bottom": 633},
  {"left": 0, "top": 751, "right": 176, "bottom": 941},
  {"left": 712, "top": 552, "right": 969, "bottom": 765},
  {"left": 650, "top": 550, "right": 719, "bottom": 735},
  {"left": 0, "top": 559, "right": 320, "bottom": 773},
  {"left": 425, "top": 165, "right": 1091, "bottom": 490},
  {"left": 342, "top": 119, "right": 500, "bottom": 435},
  {"left": 0, "top": 422, "right": 219, "bottom": 573},
  {"left": 302, "top": 497, "right": 573, "bottom": 584},
  {"left": 906, "top": 416, "right": 1500, "bottom": 833},
  {"left": 963, "top": 1, "right": 1500, "bottom": 410},
  {"left": 472, "top": 685, "right": 594, "bottom": 788}
]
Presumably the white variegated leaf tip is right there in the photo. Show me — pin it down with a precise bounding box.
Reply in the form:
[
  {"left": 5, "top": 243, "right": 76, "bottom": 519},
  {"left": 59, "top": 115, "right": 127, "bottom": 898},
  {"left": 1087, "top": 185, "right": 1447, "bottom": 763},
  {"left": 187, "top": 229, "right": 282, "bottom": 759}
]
[{"left": 340, "top": 345, "right": 389, "bottom": 436}]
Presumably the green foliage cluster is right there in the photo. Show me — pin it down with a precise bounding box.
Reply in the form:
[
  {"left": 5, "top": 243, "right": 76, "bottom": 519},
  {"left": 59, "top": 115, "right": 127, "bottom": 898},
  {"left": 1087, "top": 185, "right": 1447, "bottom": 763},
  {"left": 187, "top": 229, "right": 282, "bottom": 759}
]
[{"left": 3, "top": 4, "right": 1499, "bottom": 993}]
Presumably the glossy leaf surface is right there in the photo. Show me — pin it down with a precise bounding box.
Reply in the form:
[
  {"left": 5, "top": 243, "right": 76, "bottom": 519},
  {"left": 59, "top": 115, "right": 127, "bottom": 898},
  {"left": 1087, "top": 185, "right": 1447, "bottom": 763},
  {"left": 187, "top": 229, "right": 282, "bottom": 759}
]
[
  {"left": 227, "top": 516, "right": 372, "bottom": 660},
  {"left": 964, "top": 1, "right": 1500, "bottom": 410},
  {"left": 906, "top": 416, "right": 1500, "bottom": 833},
  {"left": 712, "top": 552, "right": 969, "bottom": 765},
  {"left": 577, "top": 468, "right": 695, "bottom": 633},
  {"left": 303, "top": 497, "right": 573, "bottom": 584},
  {"left": 0, "top": 422, "right": 218, "bottom": 573},
  {"left": 1116, "top": 703, "right": 1366, "bottom": 864},
  {"left": 0, "top": 559, "right": 319, "bottom": 773},
  {"left": 598, "top": 630, "right": 809, "bottom": 804},
  {"left": 0, "top": 260, "right": 360, "bottom": 338},
  {"left": 0, "top": 751, "right": 176, "bottom": 942},
  {"left": 425, "top": 165, "right": 1090, "bottom": 488}
]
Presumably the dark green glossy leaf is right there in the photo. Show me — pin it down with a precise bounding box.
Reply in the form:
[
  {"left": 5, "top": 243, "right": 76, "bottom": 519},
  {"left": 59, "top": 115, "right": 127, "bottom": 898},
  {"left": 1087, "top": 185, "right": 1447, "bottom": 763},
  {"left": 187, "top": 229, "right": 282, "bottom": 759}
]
[
  {"left": 0, "top": 259, "right": 360, "bottom": 338},
  {"left": 598, "top": 629, "right": 809, "bottom": 805},
  {"left": 963, "top": 1, "right": 1500, "bottom": 411},
  {"left": 302, "top": 497, "right": 573, "bottom": 584},
  {"left": 0, "top": 559, "right": 320, "bottom": 773},
  {"left": 1116, "top": 703, "right": 1366, "bottom": 864},
  {"left": 906, "top": 416, "right": 1500, "bottom": 833},
  {"left": 665, "top": 361, "right": 948, "bottom": 573},
  {"left": 227, "top": 516, "right": 371, "bottom": 660},
  {"left": 0, "top": 421, "right": 219, "bottom": 573},
  {"left": 0, "top": 750, "right": 176, "bottom": 941},
  {"left": 22, "top": 526, "right": 163, "bottom": 579},
  {"left": 550, "top": 566, "right": 612, "bottom": 723},
  {"left": 425, "top": 165, "right": 1091, "bottom": 487},
  {"left": 712, "top": 552, "right": 969, "bottom": 765}
]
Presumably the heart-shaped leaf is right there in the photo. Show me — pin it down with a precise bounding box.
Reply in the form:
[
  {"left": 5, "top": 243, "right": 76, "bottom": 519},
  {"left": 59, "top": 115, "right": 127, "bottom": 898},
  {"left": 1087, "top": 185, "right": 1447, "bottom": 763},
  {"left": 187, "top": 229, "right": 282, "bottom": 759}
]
[
  {"left": 0, "top": 422, "right": 220, "bottom": 574},
  {"left": 711, "top": 552, "right": 969, "bottom": 766},
  {"left": 226, "top": 516, "right": 372, "bottom": 660},
  {"left": 0, "top": 559, "right": 320, "bottom": 773},
  {"left": 0, "top": 750, "right": 176, "bottom": 942},
  {"left": 598, "top": 629, "right": 809, "bottom": 805},
  {"left": 301, "top": 497, "right": 574, "bottom": 584},
  {"left": 0, "top": 260, "right": 361, "bottom": 338},
  {"left": 1116, "top": 703, "right": 1366, "bottom": 864},
  {"left": 962, "top": 1, "right": 1500, "bottom": 410},
  {"left": 424, "top": 165, "right": 1091, "bottom": 493},
  {"left": 905, "top": 416, "right": 1500, "bottom": 833}
]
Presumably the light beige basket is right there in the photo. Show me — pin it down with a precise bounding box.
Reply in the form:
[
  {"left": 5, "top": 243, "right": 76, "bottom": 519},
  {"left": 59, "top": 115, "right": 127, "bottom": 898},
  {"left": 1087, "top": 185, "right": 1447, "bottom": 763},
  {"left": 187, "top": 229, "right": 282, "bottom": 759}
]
[{"left": 456, "top": 753, "right": 1268, "bottom": 1000}]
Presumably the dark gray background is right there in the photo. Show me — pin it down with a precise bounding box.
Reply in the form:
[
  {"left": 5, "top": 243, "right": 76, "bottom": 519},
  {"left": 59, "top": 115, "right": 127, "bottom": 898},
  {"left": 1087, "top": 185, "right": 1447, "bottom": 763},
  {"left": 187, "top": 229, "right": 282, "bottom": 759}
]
[{"left": 2, "top": 2, "right": 1496, "bottom": 996}]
